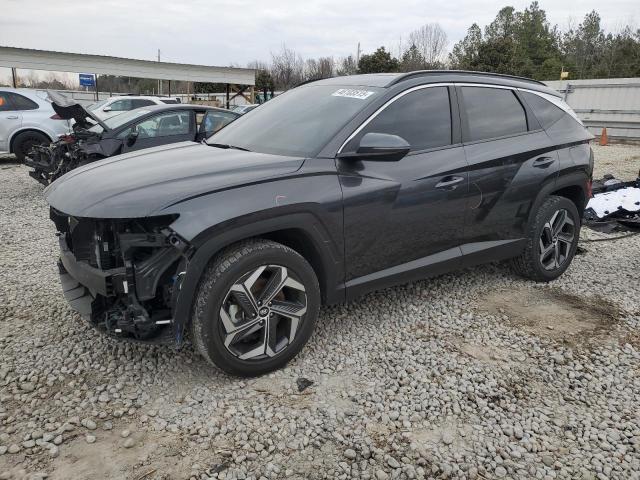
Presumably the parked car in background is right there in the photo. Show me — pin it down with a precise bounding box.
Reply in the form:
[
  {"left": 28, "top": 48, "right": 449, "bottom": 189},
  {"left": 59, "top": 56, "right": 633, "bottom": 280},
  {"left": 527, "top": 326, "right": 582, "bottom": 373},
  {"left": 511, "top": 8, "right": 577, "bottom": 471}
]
[
  {"left": 25, "top": 93, "right": 239, "bottom": 184},
  {"left": 88, "top": 95, "right": 181, "bottom": 120},
  {"left": 45, "top": 71, "right": 593, "bottom": 376},
  {"left": 231, "top": 104, "right": 259, "bottom": 114},
  {"left": 0, "top": 88, "right": 71, "bottom": 161}
]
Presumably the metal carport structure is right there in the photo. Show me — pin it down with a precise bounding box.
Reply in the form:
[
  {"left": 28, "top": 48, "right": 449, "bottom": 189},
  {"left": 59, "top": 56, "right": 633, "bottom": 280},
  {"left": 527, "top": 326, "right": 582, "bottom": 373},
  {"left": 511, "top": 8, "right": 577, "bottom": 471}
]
[{"left": 0, "top": 46, "right": 255, "bottom": 107}]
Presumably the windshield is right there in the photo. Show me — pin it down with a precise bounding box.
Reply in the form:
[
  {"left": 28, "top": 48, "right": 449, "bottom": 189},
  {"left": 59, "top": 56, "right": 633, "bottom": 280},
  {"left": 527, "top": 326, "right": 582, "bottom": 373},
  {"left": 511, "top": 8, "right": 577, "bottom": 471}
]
[
  {"left": 88, "top": 108, "right": 152, "bottom": 133},
  {"left": 208, "top": 85, "right": 383, "bottom": 157}
]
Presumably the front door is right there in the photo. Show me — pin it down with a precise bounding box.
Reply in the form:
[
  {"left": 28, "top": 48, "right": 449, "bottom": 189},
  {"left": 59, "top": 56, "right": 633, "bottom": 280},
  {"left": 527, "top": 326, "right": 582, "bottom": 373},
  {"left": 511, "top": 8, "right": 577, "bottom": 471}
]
[
  {"left": 337, "top": 86, "right": 469, "bottom": 297},
  {"left": 120, "top": 110, "right": 194, "bottom": 153}
]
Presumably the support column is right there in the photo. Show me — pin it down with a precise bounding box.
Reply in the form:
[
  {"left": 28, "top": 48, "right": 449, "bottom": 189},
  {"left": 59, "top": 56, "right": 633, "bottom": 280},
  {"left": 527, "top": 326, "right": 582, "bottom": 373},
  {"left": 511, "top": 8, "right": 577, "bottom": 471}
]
[
  {"left": 225, "top": 84, "right": 230, "bottom": 109},
  {"left": 11, "top": 67, "right": 17, "bottom": 88},
  {"left": 94, "top": 74, "right": 99, "bottom": 101}
]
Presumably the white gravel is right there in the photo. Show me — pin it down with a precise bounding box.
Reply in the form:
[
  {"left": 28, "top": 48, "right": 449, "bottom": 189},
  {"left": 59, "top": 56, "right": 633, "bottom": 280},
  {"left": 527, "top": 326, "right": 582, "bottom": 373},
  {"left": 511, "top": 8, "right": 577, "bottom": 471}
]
[{"left": 0, "top": 145, "right": 639, "bottom": 480}]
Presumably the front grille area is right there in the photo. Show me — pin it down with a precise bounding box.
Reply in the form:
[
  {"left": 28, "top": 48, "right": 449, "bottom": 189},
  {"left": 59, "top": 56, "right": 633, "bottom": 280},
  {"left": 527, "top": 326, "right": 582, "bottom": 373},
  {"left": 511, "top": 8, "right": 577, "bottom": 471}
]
[{"left": 50, "top": 208, "right": 122, "bottom": 269}]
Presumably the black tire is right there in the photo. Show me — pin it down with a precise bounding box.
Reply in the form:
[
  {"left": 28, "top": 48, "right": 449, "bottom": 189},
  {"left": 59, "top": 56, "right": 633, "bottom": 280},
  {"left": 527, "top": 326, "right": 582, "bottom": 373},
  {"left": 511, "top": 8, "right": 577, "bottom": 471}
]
[
  {"left": 12, "top": 131, "right": 50, "bottom": 162},
  {"left": 191, "top": 239, "right": 320, "bottom": 377},
  {"left": 511, "top": 195, "right": 580, "bottom": 282}
]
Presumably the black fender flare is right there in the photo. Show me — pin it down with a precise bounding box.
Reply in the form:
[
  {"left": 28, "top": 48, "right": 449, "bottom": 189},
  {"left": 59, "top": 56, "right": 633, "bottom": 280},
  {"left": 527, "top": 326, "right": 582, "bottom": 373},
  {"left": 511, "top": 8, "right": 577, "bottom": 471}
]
[
  {"left": 171, "top": 213, "right": 344, "bottom": 343},
  {"left": 528, "top": 171, "right": 589, "bottom": 228}
]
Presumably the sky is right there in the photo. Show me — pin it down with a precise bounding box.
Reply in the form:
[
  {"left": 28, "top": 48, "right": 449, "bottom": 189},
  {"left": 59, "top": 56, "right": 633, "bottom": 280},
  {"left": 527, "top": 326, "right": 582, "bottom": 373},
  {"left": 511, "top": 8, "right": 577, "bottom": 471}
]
[{"left": 0, "top": 0, "right": 639, "bottom": 73}]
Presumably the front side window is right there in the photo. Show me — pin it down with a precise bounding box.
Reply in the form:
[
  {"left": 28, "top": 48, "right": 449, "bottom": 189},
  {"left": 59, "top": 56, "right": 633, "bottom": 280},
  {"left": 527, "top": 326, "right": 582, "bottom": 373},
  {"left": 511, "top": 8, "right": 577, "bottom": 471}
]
[
  {"left": 108, "top": 99, "right": 132, "bottom": 111},
  {"left": 344, "top": 87, "right": 452, "bottom": 152},
  {"left": 0, "top": 92, "right": 11, "bottom": 112},
  {"left": 209, "top": 85, "right": 383, "bottom": 157},
  {"left": 461, "top": 87, "right": 528, "bottom": 142}
]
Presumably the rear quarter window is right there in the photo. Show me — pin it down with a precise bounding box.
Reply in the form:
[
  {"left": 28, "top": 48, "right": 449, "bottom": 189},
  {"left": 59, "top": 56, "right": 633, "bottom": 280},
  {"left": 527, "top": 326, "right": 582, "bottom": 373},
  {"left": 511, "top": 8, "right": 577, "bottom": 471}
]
[
  {"left": 6, "top": 93, "right": 39, "bottom": 111},
  {"left": 520, "top": 91, "right": 565, "bottom": 129},
  {"left": 461, "top": 86, "right": 528, "bottom": 142}
]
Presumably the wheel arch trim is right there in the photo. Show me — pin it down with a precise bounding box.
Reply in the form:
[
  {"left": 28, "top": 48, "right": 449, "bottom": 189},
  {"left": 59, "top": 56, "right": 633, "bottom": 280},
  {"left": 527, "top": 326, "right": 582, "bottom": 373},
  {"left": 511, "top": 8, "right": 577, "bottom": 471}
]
[
  {"left": 171, "top": 213, "right": 344, "bottom": 343},
  {"left": 9, "top": 127, "right": 53, "bottom": 153}
]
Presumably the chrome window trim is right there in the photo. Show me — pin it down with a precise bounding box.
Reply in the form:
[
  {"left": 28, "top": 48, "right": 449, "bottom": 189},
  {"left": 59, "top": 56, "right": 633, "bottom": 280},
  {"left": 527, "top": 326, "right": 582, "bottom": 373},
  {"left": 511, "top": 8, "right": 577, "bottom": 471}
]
[
  {"left": 517, "top": 87, "right": 584, "bottom": 125},
  {"left": 337, "top": 82, "right": 450, "bottom": 154},
  {"left": 338, "top": 82, "right": 524, "bottom": 154}
]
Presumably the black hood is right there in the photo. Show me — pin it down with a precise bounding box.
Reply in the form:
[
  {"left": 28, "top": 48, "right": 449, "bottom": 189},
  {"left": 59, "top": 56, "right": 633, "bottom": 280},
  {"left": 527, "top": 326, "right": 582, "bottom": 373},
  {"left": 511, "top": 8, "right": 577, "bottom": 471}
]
[
  {"left": 44, "top": 142, "right": 305, "bottom": 219},
  {"left": 47, "top": 90, "right": 109, "bottom": 131}
]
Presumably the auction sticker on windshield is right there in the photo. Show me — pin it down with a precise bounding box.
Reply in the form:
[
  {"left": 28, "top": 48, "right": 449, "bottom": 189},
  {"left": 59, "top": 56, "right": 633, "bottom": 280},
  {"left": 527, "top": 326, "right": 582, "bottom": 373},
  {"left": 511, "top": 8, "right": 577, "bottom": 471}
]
[{"left": 332, "top": 89, "right": 375, "bottom": 100}]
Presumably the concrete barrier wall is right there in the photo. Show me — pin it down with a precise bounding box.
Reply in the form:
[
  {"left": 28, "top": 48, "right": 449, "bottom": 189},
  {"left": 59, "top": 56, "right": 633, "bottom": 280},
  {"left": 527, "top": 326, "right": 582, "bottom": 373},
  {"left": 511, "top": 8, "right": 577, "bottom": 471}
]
[{"left": 545, "top": 78, "right": 640, "bottom": 141}]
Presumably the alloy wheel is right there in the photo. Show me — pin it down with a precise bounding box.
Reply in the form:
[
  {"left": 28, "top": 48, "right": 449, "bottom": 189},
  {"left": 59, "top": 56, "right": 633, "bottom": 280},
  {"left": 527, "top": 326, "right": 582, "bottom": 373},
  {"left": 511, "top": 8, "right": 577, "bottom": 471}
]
[
  {"left": 539, "top": 208, "right": 575, "bottom": 271},
  {"left": 219, "top": 265, "right": 307, "bottom": 360}
]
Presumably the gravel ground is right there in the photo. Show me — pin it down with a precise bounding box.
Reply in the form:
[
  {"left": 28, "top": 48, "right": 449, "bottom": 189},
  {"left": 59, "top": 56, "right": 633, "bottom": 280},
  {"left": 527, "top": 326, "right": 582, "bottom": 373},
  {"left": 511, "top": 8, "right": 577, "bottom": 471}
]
[{"left": 0, "top": 144, "right": 639, "bottom": 480}]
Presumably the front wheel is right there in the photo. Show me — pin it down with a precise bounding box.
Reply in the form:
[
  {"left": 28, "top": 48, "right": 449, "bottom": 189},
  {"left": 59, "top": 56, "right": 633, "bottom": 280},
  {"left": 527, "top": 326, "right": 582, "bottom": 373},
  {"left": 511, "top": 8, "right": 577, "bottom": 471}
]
[
  {"left": 511, "top": 195, "right": 580, "bottom": 282},
  {"left": 191, "top": 239, "right": 320, "bottom": 377}
]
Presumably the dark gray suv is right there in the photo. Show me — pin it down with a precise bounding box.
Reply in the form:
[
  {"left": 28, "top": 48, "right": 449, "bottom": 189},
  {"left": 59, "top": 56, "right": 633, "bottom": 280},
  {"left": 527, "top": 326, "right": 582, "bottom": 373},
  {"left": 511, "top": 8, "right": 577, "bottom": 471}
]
[{"left": 45, "top": 71, "right": 593, "bottom": 376}]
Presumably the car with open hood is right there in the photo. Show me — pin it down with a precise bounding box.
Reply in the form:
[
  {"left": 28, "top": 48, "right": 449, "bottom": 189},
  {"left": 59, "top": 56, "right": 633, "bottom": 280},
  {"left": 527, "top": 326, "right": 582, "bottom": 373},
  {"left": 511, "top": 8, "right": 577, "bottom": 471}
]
[
  {"left": 45, "top": 71, "right": 594, "bottom": 377},
  {"left": 24, "top": 92, "right": 239, "bottom": 184}
]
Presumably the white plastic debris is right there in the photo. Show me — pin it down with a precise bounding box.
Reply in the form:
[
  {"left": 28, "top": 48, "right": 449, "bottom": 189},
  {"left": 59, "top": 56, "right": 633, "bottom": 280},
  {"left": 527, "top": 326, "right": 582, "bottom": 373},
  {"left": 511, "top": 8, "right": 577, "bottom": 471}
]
[{"left": 586, "top": 187, "right": 640, "bottom": 218}]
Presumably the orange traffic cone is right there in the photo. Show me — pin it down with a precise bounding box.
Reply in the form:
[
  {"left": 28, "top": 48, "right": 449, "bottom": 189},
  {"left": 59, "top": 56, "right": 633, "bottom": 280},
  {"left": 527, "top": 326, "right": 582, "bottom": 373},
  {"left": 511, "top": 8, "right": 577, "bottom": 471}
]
[{"left": 599, "top": 127, "right": 608, "bottom": 146}]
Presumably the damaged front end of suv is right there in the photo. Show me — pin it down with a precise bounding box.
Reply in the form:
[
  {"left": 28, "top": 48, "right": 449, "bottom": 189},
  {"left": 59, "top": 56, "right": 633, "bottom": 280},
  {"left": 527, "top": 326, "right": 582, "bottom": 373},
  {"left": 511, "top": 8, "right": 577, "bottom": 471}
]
[{"left": 51, "top": 209, "right": 191, "bottom": 343}]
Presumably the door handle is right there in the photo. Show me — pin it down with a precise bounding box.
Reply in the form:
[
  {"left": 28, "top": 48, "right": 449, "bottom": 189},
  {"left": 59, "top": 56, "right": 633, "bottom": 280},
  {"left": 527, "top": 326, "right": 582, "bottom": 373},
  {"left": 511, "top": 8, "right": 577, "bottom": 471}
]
[
  {"left": 533, "top": 156, "right": 555, "bottom": 168},
  {"left": 6, "top": 115, "right": 19, "bottom": 119},
  {"left": 435, "top": 176, "right": 465, "bottom": 190}
]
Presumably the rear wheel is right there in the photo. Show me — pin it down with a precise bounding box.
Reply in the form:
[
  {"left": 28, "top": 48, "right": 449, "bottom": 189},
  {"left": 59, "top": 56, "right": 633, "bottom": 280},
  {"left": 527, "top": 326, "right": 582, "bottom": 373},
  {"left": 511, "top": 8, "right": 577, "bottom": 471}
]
[
  {"left": 12, "top": 131, "right": 50, "bottom": 162},
  {"left": 511, "top": 195, "right": 580, "bottom": 282},
  {"left": 191, "top": 239, "right": 320, "bottom": 377}
]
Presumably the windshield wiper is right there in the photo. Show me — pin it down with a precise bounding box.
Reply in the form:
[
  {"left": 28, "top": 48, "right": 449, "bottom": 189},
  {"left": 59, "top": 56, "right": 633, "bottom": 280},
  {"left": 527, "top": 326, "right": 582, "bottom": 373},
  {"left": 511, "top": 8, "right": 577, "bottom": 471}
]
[{"left": 206, "top": 142, "right": 251, "bottom": 152}]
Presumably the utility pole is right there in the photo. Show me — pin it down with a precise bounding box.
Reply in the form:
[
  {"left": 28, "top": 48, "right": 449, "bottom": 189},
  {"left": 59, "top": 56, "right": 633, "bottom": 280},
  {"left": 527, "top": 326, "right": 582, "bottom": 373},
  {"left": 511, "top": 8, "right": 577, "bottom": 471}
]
[
  {"left": 157, "top": 49, "right": 161, "bottom": 95},
  {"left": 356, "top": 42, "right": 361, "bottom": 70}
]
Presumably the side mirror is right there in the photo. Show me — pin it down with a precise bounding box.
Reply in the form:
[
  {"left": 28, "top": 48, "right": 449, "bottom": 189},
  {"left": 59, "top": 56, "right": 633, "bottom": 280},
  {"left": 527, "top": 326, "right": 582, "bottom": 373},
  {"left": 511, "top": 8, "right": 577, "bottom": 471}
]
[
  {"left": 126, "top": 128, "right": 139, "bottom": 146},
  {"left": 339, "top": 133, "right": 410, "bottom": 162},
  {"left": 103, "top": 106, "right": 112, "bottom": 112}
]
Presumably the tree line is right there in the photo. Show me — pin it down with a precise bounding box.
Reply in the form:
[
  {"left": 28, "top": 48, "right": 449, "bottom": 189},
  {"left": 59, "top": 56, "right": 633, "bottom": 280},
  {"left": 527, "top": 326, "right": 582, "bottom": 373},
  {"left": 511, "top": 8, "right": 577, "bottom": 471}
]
[{"left": 253, "top": 2, "right": 640, "bottom": 91}]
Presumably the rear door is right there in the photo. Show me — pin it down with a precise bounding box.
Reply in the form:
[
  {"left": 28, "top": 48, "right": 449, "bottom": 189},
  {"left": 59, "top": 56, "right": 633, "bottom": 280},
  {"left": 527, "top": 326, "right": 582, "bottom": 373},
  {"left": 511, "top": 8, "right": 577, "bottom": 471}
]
[
  {"left": 0, "top": 92, "right": 23, "bottom": 152},
  {"left": 120, "top": 110, "right": 194, "bottom": 153},
  {"left": 457, "top": 85, "right": 559, "bottom": 261}
]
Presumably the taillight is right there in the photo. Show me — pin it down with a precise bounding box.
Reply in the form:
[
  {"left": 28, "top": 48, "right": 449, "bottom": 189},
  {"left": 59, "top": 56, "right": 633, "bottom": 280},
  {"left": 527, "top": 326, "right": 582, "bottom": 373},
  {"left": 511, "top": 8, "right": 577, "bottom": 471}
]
[
  {"left": 50, "top": 114, "right": 62, "bottom": 120},
  {"left": 586, "top": 179, "right": 593, "bottom": 199}
]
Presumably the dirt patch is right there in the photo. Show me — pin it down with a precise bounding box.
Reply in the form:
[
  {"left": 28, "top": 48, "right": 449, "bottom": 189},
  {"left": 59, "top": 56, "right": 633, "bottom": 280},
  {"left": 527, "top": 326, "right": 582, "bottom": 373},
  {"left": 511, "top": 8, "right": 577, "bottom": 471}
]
[{"left": 477, "top": 286, "right": 620, "bottom": 347}]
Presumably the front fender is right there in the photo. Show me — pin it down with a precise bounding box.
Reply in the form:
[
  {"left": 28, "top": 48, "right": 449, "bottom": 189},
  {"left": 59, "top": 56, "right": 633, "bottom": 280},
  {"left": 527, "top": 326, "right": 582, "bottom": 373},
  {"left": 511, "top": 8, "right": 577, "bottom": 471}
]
[{"left": 166, "top": 159, "right": 344, "bottom": 342}]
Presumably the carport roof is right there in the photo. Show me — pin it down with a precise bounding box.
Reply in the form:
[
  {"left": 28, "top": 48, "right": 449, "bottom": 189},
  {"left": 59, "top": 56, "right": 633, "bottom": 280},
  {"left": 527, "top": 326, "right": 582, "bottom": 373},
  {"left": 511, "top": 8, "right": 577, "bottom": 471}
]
[{"left": 0, "top": 46, "right": 255, "bottom": 85}]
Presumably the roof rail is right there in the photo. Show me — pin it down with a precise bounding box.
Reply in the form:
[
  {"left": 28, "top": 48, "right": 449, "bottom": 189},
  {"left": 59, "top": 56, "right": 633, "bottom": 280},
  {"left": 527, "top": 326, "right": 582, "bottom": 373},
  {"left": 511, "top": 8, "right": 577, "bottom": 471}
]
[{"left": 389, "top": 70, "right": 546, "bottom": 87}]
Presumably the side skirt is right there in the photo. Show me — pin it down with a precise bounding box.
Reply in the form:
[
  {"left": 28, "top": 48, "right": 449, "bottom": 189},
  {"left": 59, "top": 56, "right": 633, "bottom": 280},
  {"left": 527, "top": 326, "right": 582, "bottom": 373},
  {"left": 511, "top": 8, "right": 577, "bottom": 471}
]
[{"left": 343, "top": 239, "right": 526, "bottom": 301}]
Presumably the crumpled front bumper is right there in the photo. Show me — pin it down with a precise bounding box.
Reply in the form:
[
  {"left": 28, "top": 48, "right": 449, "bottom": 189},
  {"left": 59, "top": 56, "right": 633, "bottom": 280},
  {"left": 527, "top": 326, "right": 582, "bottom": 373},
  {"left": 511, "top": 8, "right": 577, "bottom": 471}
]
[{"left": 57, "top": 235, "right": 126, "bottom": 317}]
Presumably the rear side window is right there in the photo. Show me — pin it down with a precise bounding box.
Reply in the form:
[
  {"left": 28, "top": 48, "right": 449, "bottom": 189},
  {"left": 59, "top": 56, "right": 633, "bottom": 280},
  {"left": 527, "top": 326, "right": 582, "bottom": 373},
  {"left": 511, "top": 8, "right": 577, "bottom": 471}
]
[
  {"left": 346, "top": 87, "right": 452, "bottom": 152},
  {"left": 0, "top": 92, "right": 38, "bottom": 111},
  {"left": 520, "top": 91, "right": 565, "bottom": 129},
  {"left": 461, "top": 87, "right": 527, "bottom": 142},
  {"left": 131, "top": 99, "right": 156, "bottom": 109}
]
